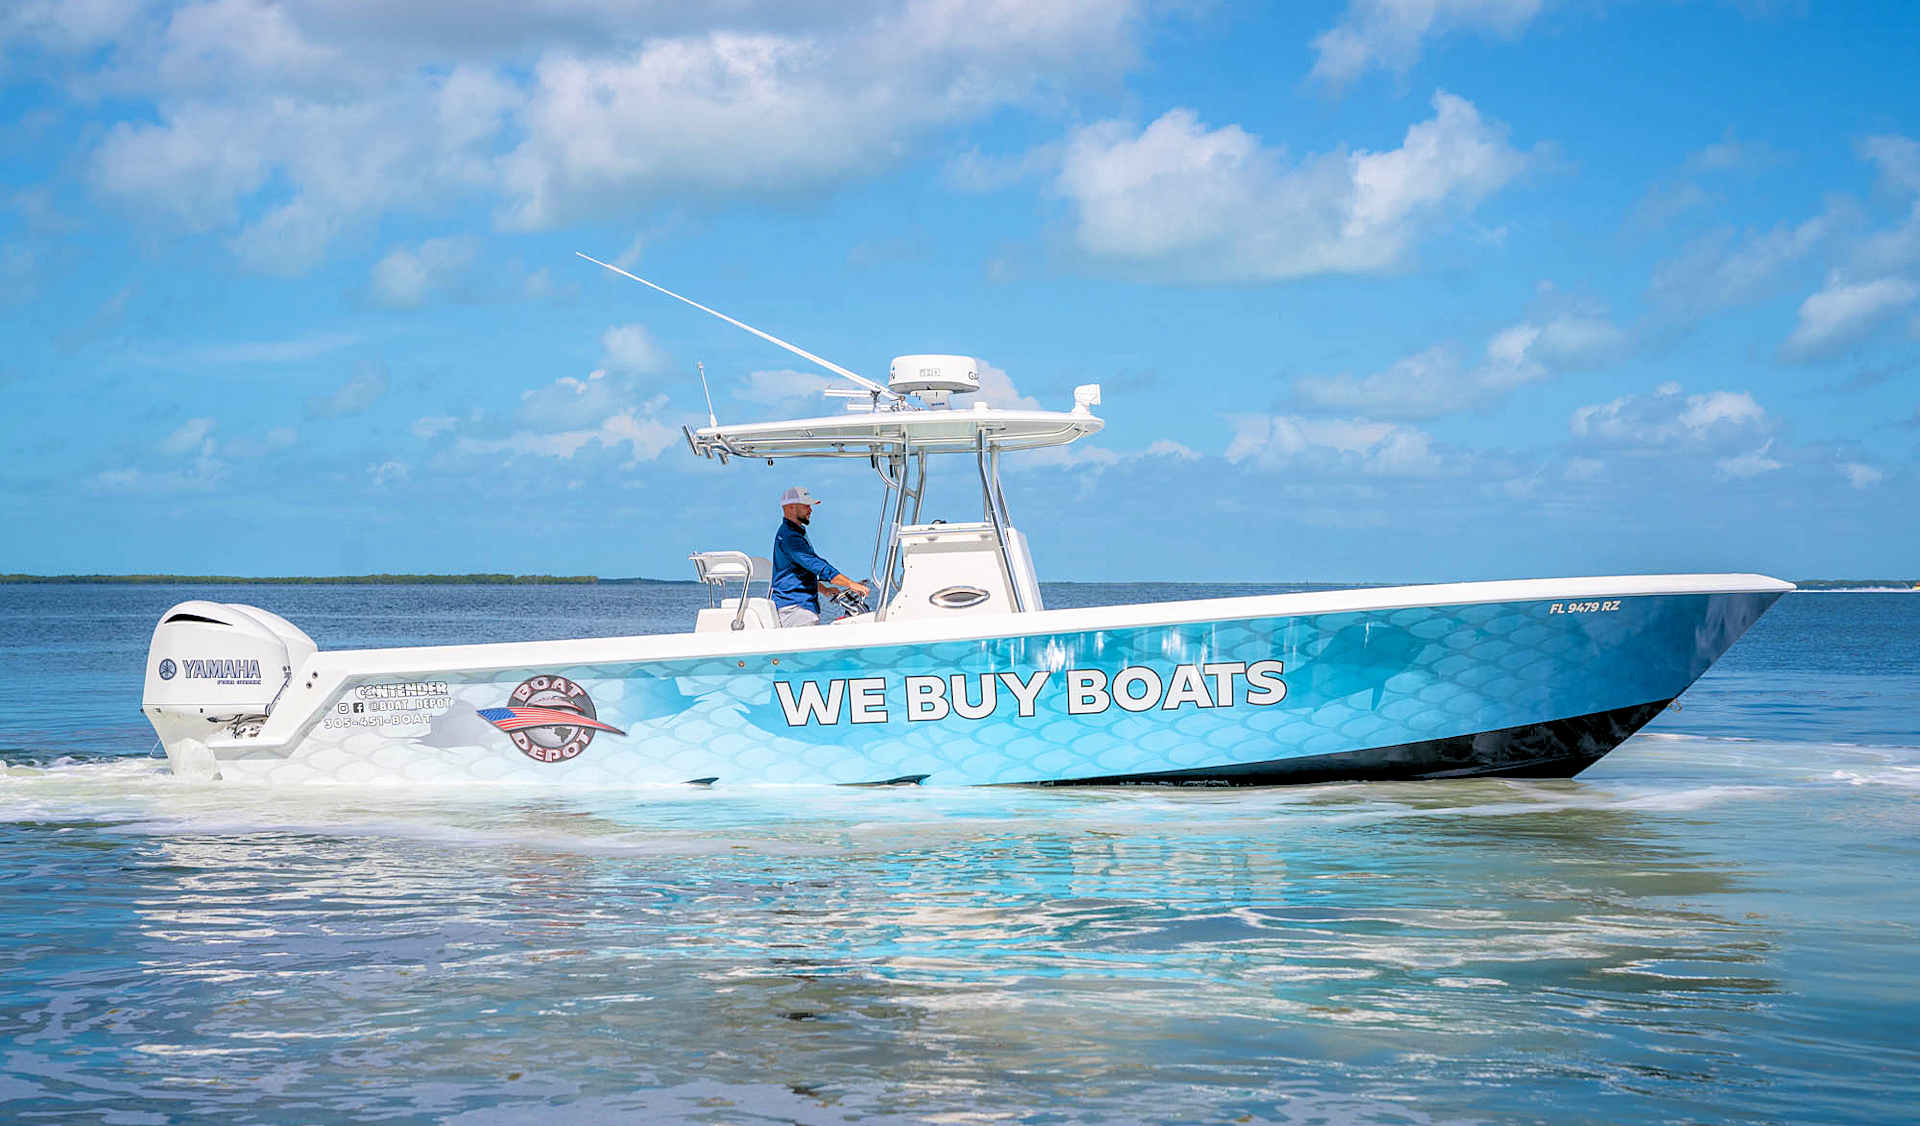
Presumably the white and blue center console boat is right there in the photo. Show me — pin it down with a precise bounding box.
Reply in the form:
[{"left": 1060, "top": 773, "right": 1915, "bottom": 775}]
[{"left": 139, "top": 258, "right": 1791, "bottom": 785}]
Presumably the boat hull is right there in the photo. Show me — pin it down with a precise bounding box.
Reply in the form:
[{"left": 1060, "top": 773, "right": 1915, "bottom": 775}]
[
  {"left": 153, "top": 579, "right": 1787, "bottom": 787},
  {"left": 1043, "top": 698, "right": 1674, "bottom": 785}
]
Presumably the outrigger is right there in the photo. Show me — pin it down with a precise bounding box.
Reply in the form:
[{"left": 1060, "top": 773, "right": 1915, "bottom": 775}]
[{"left": 139, "top": 256, "right": 1791, "bottom": 785}]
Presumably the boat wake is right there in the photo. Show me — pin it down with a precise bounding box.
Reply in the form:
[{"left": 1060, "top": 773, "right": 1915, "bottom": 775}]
[{"left": 3, "top": 733, "right": 1912, "bottom": 852}]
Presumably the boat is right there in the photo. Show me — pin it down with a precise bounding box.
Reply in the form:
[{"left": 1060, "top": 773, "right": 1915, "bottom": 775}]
[{"left": 139, "top": 257, "right": 1792, "bottom": 786}]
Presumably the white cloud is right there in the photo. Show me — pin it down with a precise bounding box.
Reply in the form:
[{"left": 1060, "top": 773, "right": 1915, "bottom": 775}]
[
  {"left": 1496, "top": 310, "right": 1623, "bottom": 368},
  {"left": 1563, "top": 456, "right": 1604, "bottom": 481},
  {"left": 600, "top": 323, "right": 669, "bottom": 376},
  {"left": 1847, "top": 135, "right": 1920, "bottom": 278},
  {"left": 517, "top": 370, "right": 638, "bottom": 432},
  {"left": 455, "top": 411, "right": 678, "bottom": 466},
  {"left": 82, "top": 1, "right": 1152, "bottom": 267},
  {"left": 162, "top": 416, "right": 216, "bottom": 454},
  {"left": 1295, "top": 344, "right": 1463, "bottom": 418},
  {"left": 228, "top": 197, "right": 346, "bottom": 275},
  {"left": 1715, "top": 441, "right": 1783, "bottom": 480},
  {"left": 1, "top": 0, "right": 147, "bottom": 53},
  {"left": 975, "top": 361, "right": 1043, "bottom": 411},
  {"left": 1649, "top": 205, "right": 1846, "bottom": 321},
  {"left": 614, "top": 233, "right": 647, "bottom": 269},
  {"left": 476, "top": 332, "right": 686, "bottom": 465},
  {"left": 499, "top": 3, "right": 1146, "bottom": 227},
  {"left": 1855, "top": 206, "right": 1920, "bottom": 276},
  {"left": 733, "top": 368, "right": 841, "bottom": 411},
  {"left": 943, "top": 144, "right": 1061, "bottom": 192},
  {"left": 369, "top": 236, "right": 479, "bottom": 308},
  {"left": 1017, "top": 442, "right": 1122, "bottom": 473},
  {"left": 92, "top": 102, "right": 271, "bottom": 231},
  {"left": 1840, "top": 461, "right": 1885, "bottom": 489},
  {"left": 223, "top": 425, "right": 297, "bottom": 458},
  {"left": 1782, "top": 275, "right": 1919, "bottom": 360},
  {"left": 1310, "top": 0, "right": 1544, "bottom": 86},
  {"left": 307, "top": 365, "right": 388, "bottom": 418},
  {"left": 93, "top": 65, "right": 516, "bottom": 273},
  {"left": 1015, "top": 435, "right": 1194, "bottom": 475},
  {"left": 105, "top": 411, "right": 229, "bottom": 493},
  {"left": 1860, "top": 134, "right": 1920, "bottom": 196},
  {"left": 1571, "top": 384, "right": 1771, "bottom": 449},
  {"left": 1055, "top": 92, "right": 1531, "bottom": 282},
  {"left": 412, "top": 415, "right": 458, "bottom": 439},
  {"left": 1295, "top": 310, "right": 1620, "bottom": 418},
  {"left": 594, "top": 411, "right": 680, "bottom": 462},
  {"left": 499, "top": 34, "right": 867, "bottom": 228},
  {"left": 368, "top": 459, "right": 411, "bottom": 487},
  {"left": 1677, "top": 390, "right": 1766, "bottom": 431},
  {"left": 157, "top": 331, "right": 358, "bottom": 367},
  {"left": 90, "top": 461, "right": 226, "bottom": 494},
  {"left": 1630, "top": 180, "right": 1713, "bottom": 231},
  {"left": 368, "top": 237, "right": 559, "bottom": 308},
  {"left": 155, "top": 0, "right": 342, "bottom": 93},
  {"left": 1226, "top": 414, "right": 1446, "bottom": 476},
  {"left": 1687, "top": 132, "right": 1781, "bottom": 175}
]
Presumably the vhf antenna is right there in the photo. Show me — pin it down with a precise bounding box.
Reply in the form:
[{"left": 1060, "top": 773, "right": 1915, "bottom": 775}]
[
  {"left": 696, "top": 361, "right": 717, "bottom": 427},
  {"left": 575, "top": 251, "right": 897, "bottom": 400}
]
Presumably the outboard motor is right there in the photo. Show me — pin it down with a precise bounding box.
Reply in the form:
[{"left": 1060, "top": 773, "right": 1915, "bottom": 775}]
[{"left": 143, "top": 602, "right": 317, "bottom": 760}]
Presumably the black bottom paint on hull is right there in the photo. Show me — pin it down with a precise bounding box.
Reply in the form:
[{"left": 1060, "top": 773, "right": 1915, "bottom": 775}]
[
  {"left": 1033, "top": 698, "right": 1676, "bottom": 788},
  {"left": 846, "top": 773, "right": 932, "bottom": 787}
]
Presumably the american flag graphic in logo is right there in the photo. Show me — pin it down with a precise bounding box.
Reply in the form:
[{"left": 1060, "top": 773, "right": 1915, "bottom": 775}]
[{"left": 478, "top": 705, "right": 625, "bottom": 736}]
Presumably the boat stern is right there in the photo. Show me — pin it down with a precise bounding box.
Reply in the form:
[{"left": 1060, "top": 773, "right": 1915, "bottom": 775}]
[{"left": 141, "top": 601, "right": 317, "bottom": 778}]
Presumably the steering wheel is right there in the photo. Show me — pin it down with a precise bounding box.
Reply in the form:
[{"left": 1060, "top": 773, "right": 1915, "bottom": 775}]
[{"left": 829, "top": 580, "right": 873, "bottom": 618}]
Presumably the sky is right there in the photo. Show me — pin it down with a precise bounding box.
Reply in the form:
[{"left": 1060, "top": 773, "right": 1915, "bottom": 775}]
[{"left": 1, "top": 0, "right": 1916, "bottom": 582}]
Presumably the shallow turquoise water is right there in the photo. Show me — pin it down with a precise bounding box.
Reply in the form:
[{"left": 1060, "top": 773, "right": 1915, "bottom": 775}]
[{"left": 2, "top": 585, "right": 1916, "bottom": 1124}]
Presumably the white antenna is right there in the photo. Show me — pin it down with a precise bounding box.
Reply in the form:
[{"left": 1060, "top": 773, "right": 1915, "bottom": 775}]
[
  {"left": 696, "top": 361, "right": 717, "bottom": 427},
  {"left": 576, "top": 252, "right": 896, "bottom": 400}
]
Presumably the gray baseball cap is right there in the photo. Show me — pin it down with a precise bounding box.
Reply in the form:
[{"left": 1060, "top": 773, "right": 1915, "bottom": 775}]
[{"left": 780, "top": 486, "right": 821, "bottom": 506}]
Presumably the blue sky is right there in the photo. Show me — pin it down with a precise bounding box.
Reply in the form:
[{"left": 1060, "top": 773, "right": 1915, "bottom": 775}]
[{"left": 1, "top": 0, "right": 1915, "bottom": 581}]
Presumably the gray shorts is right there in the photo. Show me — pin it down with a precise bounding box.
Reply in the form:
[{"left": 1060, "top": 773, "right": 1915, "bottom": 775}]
[{"left": 776, "top": 604, "right": 820, "bottom": 628}]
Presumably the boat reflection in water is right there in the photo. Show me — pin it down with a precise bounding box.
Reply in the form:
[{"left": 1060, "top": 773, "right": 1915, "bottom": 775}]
[{"left": 75, "top": 776, "right": 1783, "bottom": 1119}]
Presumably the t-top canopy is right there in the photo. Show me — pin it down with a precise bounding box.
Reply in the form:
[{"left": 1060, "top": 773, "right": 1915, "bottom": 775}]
[{"left": 688, "top": 405, "right": 1103, "bottom": 460}]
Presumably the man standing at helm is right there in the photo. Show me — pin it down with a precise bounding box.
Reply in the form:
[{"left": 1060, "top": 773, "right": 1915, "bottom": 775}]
[{"left": 772, "top": 486, "right": 870, "bottom": 627}]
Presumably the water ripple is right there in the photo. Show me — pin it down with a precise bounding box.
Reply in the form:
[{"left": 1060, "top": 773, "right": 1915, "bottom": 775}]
[{"left": 2, "top": 586, "right": 1916, "bottom": 1123}]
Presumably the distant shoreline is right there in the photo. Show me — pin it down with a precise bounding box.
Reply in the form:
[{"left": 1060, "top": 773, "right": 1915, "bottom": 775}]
[{"left": 0, "top": 574, "right": 1912, "bottom": 590}]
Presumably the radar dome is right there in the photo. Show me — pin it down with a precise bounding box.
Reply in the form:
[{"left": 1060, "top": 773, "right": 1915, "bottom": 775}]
[{"left": 888, "top": 355, "right": 980, "bottom": 398}]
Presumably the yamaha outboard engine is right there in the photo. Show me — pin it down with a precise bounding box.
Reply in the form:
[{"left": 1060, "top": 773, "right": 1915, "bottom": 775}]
[{"left": 143, "top": 601, "right": 317, "bottom": 776}]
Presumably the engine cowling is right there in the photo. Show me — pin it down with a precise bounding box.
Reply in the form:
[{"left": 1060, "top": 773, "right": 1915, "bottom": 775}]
[{"left": 143, "top": 602, "right": 317, "bottom": 745}]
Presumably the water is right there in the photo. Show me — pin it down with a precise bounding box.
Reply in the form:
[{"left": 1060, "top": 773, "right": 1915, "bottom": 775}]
[{"left": 2, "top": 584, "right": 1915, "bottom": 1124}]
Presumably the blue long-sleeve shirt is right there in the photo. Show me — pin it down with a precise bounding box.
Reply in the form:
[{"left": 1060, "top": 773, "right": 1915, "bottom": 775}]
[{"left": 771, "top": 518, "right": 843, "bottom": 612}]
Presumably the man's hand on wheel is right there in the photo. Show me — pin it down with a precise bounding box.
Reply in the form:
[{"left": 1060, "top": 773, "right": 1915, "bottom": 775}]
[{"left": 823, "top": 577, "right": 870, "bottom": 624}]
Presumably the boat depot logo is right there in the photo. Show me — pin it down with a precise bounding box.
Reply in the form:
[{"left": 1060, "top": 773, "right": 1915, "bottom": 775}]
[{"left": 479, "top": 675, "right": 625, "bottom": 763}]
